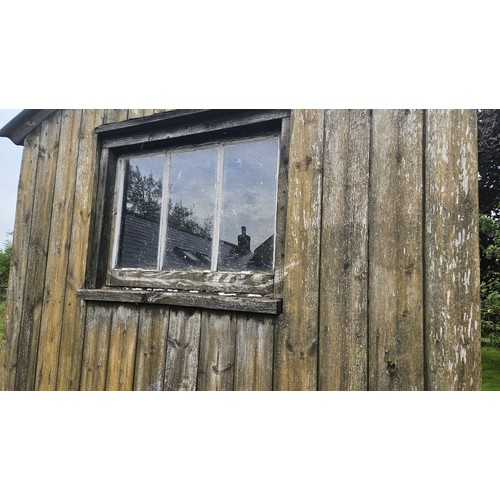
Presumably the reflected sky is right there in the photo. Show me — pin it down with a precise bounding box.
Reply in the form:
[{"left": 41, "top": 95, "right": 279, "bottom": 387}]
[
  {"left": 220, "top": 137, "right": 279, "bottom": 251},
  {"left": 169, "top": 147, "right": 217, "bottom": 229}
]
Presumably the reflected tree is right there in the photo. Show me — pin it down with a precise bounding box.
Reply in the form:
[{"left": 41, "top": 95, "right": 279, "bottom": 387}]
[
  {"left": 124, "top": 161, "right": 214, "bottom": 238},
  {"left": 168, "top": 200, "right": 213, "bottom": 238},
  {"left": 125, "top": 161, "right": 163, "bottom": 221}
]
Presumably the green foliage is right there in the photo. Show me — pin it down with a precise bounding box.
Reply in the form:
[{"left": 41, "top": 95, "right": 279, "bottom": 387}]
[
  {"left": 481, "top": 273, "right": 500, "bottom": 344},
  {"left": 0, "top": 238, "right": 12, "bottom": 288},
  {"left": 479, "top": 213, "right": 500, "bottom": 261},
  {"left": 479, "top": 211, "right": 500, "bottom": 345}
]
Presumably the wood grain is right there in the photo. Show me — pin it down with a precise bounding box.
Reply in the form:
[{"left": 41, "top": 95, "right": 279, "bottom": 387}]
[
  {"left": 319, "top": 109, "right": 370, "bottom": 390},
  {"left": 35, "top": 110, "right": 83, "bottom": 390},
  {"left": 106, "top": 304, "right": 139, "bottom": 390},
  {"left": 0, "top": 129, "right": 41, "bottom": 390},
  {"left": 164, "top": 308, "right": 202, "bottom": 390},
  {"left": 234, "top": 314, "right": 274, "bottom": 390},
  {"left": 274, "top": 109, "right": 324, "bottom": 390},
  {"left": 425, "top": 109, "right": 481, "bottom": 390},
  {"left": 79, "top": 303, "right": 113, "bottom": 390},
  {"left": 197, "top": 311, "right": 236, "bottom": 390},
  {"left": 77, "top": 288, "right": 282, "bottom": 315},
  {"left": 133, "top": 305, "right": 170, "bottom": 390},
  {"left": 368, "top": 109, "right": 424, "bottom": 390},
  {"left": 15, "top": 112, "right": 62, "bottom": 390},
  {"left": 57, "top": 110, "right": 106, "bottom": 389}
]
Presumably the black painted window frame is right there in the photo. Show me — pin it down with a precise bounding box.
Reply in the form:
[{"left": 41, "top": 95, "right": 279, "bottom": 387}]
[{"left": 82, "top": 110, "right": 290, "bottom": 311}]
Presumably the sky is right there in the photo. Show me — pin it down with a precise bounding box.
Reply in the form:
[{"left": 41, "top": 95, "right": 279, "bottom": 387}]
[{"left": 0, "top": 109, "right": 23, "bottom": 246}]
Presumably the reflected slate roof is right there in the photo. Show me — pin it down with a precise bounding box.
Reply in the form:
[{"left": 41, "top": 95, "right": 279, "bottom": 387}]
[{"left": 120, "top": 213, "right": 240, "bottom": 270}]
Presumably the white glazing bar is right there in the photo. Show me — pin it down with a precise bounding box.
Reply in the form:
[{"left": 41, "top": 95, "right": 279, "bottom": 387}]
[
  {"left": 158, "top": 152, "right": 171, "bottom": 270},
  {"left": 210, "top": 144, "right": 224, "bottom": 272},
  {"left": 111, "top": 157, "right": 127, "bottom": 269},
  {"left": 272, "top": 136, "right": 280, "bottom": 270}
]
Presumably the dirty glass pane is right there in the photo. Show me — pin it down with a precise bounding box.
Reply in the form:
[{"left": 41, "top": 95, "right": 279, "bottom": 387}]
[
  {"left": 218, "top": 137, "right": 279, "bottom": 271},
  {"left": 118, "top": 154, "right": 164, "bottom": 268},
  {"left": 163, "top": 147, "right": 217, "bottom": 270}
]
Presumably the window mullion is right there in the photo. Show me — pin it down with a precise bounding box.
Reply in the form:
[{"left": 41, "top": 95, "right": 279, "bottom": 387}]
[
  {"left": 210, "top": 144, "right": 224, "bottom": 272},
  {"left": 157, "top": 152, "right": 171, "bottom": 271},
  {"left": 111, "top": 157, "right": 126, "bottom": 269}
]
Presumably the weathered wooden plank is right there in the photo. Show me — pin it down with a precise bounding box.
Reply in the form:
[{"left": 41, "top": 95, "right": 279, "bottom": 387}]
[
  {"left": 0, "top": 130, "right": 41, "bottom": 390},
  {"left": 273, "top": 116, "right": 291, "bottom": 297},
  {"left": 57, "top": 110, "right": 106, "bottom": 390},
  {"left": 108, "top": 269, "right": 274, "bottom": 295},
  {"left": 106, "top": 304, "right": 139, "bottom": 390},
  {"left": 85, "top": 146, "right": 115, "bottom": 288},
  {"left": 34, "top": 110, "right": 83, "bottom": 390},
  {"left": 234, "top": 314, "right": 274, "bottom": 391},
  {"left": 127, "top": 109, "right": 146, "bottom": 119},
  {"left": 79, "top": 303, "right": 112, "bottom": 390},
  {"left": 77, "top": 289, "right": 282, "bottom": 315},
  {"left": 104, "top": 109, "right": 129, "bottom": 124},
  {"left": 368, "top": 109, "right": 424, "bottom": 391},
  {"left": 164, "top": 308, "right": 202, "bottom": 391},
  {"left": 133, "top": 305, "right": 170, "bottom": 390},
  {"left": 274, "top": 109, "right": 324, "bottom": 390},
  {"left": 15, "top": 112, "right": 62, "bottom": 390},
  {"left": 319, "top": 109, "right": 370, "bottom": 390},
  {"left": 197, "top": 311, "right": 236, "bottom": 390},
  {"left": 100, "top": 110, "right": 290, "bottom": 149},
  {"left": 425, "top": 109, "right": 481, "bottom": 390}
]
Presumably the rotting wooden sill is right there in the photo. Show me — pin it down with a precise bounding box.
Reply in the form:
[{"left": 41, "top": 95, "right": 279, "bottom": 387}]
[{"left": 77, "top": 288, "right": 282, "bottom": 315}]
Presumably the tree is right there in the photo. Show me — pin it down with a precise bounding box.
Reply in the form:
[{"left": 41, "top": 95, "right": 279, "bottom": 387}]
[
  {"left": 124, "top": 162, "right": 213, "bottom": 238},
  {"left": 477, "top": 111, "right": 500, "bottom": 343},
  {"left": 168, "top": 200, "right": 213, "bottom": 238},
  {"left": 125, "top": 162, "right": 163, "bottom": 221},
  {"left": 478, "top": 109, "right": 500, "bottom": 218},
  {"left": 0, "top": 238, "right": 12, "bottom": 289}
]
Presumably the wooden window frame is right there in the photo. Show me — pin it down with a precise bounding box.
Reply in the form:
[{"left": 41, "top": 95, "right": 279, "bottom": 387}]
[{"left": 82, "top": 110, "right": 290, "bottom": 312}]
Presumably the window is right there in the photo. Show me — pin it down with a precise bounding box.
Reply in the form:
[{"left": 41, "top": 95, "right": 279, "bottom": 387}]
[
  {"left": 90, "top": 110, "right": 290, "bottom": 297},
  {"left": 114, "top": 136, "right": 280, "bottom": 274}
]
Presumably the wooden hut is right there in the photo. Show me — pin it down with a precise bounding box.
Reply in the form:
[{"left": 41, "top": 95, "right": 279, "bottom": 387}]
[{"left": 0, "top": 109, "right": 481, "bottom": 390}]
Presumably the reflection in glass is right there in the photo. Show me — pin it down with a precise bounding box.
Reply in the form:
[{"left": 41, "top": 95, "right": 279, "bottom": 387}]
[
  {"left": 218, "top": 137, "right": 279, "bottom": 271},
  {"left": 163, "top": 147, "right": 217, "bottom": 270},
  {"left": 118, "top": 154, "right": 164, "bottom": 268}
]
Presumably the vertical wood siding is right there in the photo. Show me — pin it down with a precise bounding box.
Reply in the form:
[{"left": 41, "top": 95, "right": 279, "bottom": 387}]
[
  {"left": 319, "top": 109, "right": 370, "bottom": 390},
  {"left": 16, "top": 114, "right": 62, "bottom": 390},
  {"left": 425, "top": 110, "right": 481, "bottom": 390},
  {"left": 0, "top": 109, "right": 481, "bottom": 391},
  {"left": 0, "top": 130, "right": 41, "bottom": 390},
  {"left": 274, "top": 109, "right": 324, "bottom": 390}
]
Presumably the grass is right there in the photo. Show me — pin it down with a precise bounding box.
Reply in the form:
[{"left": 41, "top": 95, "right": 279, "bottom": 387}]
[{"left": 482, "top": 346, "right": 500, "bottom": 390}]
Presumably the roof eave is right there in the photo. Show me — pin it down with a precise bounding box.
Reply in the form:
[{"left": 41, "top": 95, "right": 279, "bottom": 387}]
[{"left": 0, "top": 109, "right": 57, "bottom": 145}]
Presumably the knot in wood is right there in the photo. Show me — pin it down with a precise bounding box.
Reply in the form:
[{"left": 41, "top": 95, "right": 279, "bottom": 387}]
[{"left": 386, "top": 360, "right": 397, "bottom": 374}]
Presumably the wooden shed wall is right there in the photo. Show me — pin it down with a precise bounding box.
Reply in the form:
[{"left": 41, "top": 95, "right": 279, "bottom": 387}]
[{"left": 0, "top": 109, "right": 481, "bottom": 391}]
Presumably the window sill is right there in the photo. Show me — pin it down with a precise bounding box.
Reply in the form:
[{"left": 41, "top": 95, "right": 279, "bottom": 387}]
[{"left": 77, "top": 288, "right": 282, "bottom": 315}]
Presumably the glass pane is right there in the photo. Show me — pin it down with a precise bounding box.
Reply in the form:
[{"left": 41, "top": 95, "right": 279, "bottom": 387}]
[
  {"left": 118, "top": 154, "right": 164, "bottom": 268},
  {"left": 163, "top": 147, "right": 218, "bottom": 270},
  {"left": 218, "top": 137, "right": 279, "bottom": 271}
]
